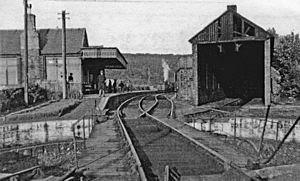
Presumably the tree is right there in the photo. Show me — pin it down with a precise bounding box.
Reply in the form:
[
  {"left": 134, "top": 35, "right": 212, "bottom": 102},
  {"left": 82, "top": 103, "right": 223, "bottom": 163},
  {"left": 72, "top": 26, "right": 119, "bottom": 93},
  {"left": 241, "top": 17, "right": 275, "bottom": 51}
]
[{"left": 272, "top": 31, "right": 300, "bottom": 98}]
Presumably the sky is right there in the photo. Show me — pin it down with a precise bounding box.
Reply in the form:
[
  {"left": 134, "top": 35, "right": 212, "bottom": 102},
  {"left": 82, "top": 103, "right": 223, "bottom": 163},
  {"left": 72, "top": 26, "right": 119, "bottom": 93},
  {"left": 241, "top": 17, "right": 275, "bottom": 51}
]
[{"left": 1, "top": 0, "right": 300, "bottom": 54}]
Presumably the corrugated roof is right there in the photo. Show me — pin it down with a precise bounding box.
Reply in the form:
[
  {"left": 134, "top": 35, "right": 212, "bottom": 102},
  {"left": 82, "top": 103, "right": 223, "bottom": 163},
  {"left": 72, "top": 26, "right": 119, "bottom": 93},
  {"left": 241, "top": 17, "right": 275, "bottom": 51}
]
[{"left": 0, "top": 28, "right": 87, "bottom": 55}]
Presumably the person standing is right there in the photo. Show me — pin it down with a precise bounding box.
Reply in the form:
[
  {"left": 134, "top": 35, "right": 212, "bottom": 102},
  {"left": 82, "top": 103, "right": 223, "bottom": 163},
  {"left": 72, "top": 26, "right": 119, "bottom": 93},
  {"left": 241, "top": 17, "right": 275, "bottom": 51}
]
[
  {"left": 119, "top": 81, "right": 124, "bottom": 92},
  {"left": 108, "top": 79, "right": 112, "bottom": 93},
  {"left": 98, "top": 70, "right": 105, "bottom": 97},
  {"left": 113, "top": 79, "right": 117, "bottom": 93},
  {"left": 67, "top": 73, "right": 74, "bottom": 93},
  {"left": 68, "top": 73, "right": 74, "bottom": 82}
]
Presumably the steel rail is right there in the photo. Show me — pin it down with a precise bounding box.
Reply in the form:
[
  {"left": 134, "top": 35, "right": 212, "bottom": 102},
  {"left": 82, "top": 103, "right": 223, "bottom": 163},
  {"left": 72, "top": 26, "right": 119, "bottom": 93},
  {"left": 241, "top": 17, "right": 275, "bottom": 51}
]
[
  {"left": 138, "top": 94, "right": 159, "bottom": 117},
  {"left": 116, "top": 96, "right": 148, "bottom": 181},
  {"left": 143, "top": 94, "right": 260, "bottom": 181},
  {"left": 162, "top": 94, "right": 175, "bottom": 118}
]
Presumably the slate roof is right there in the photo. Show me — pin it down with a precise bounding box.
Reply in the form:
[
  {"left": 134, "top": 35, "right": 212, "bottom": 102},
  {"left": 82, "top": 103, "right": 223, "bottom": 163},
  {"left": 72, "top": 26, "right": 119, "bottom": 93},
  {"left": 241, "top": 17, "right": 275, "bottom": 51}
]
[
  {"left": 0, "top": 28, "right": 87, "bottom": 55},
  {"left": 39, "top": 28, "right": 87, "bottom": 54},
  {"left": 0, "top": 30, "right": 22, "bottom": 55}
]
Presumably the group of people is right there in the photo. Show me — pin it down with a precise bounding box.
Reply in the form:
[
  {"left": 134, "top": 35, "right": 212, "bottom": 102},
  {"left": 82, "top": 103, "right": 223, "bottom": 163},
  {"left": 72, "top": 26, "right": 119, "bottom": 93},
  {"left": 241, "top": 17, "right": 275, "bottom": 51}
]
[
  {"left": 98, "top": 70, "right": 129, "bottom": 97},
  {"left": 104, "top": 79, "right": 121, "bottom": 94}
]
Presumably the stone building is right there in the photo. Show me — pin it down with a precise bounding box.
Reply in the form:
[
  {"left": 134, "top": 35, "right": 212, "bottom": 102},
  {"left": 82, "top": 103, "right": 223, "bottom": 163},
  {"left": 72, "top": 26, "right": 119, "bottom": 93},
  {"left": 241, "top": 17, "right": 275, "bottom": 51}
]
[
  {"left": 189, "top": 5, "right": 274, "bottom": 106},
  {"left": 175, "top": 56, "right": 193, "bottom": 101},
  {"left": 0, "top": 12, "right": 127, "bottom": 93}
]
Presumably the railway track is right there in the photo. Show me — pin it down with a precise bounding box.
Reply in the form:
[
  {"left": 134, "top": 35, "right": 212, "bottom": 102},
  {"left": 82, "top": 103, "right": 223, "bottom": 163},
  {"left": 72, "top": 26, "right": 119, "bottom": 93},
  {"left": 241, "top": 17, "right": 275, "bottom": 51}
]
[
  {"left": 116, "top": 93, "right": 261, "bottom": 181},
  {"left": 117, "top": 94, "right": 226, "bottom": 181}
]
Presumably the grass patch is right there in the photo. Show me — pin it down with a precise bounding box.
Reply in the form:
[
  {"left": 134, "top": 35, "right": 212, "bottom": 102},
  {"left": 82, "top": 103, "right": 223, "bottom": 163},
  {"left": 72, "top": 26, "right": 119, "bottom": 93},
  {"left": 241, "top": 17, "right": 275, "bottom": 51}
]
[{"left": 6, "top": 99, "right": 81, "bottom": 122}]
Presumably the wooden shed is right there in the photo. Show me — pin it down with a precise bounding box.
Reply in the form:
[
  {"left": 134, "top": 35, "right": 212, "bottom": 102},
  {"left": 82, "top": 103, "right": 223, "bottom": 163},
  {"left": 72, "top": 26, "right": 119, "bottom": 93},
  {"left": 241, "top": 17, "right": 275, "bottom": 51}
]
[{"left": 189, "top": 5, "right": 274, "bottom": 106}]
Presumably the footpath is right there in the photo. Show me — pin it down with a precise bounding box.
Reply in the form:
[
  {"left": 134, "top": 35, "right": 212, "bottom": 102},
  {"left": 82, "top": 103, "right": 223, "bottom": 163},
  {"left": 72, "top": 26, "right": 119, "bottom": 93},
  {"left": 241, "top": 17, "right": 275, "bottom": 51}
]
[{"left": 77, "top": 94, "right": 139, "bottom": 181}]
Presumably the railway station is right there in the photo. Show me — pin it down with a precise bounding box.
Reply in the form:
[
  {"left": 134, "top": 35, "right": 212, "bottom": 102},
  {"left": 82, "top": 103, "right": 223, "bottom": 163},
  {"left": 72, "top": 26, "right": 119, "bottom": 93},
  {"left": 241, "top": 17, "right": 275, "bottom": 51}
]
[
  {"left": 0, "top": 11, "right": 127, "bottom": 94},
  {"left": 1, "top": 2, "right": 300, "bottom": 181},
  {"left": 189, "top": 5, "right": 274, "bottom": 106}
]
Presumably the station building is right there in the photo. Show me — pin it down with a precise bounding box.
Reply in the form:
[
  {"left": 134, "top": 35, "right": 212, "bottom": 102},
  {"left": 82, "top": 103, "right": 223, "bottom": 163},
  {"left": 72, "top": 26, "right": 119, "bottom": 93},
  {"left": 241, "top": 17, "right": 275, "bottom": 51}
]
[
  {"left": 0, "top": 12, "right": 127, "bottom": 94},
  {"left": 189, "top": 5, "right": 274, "bottom": 106}
]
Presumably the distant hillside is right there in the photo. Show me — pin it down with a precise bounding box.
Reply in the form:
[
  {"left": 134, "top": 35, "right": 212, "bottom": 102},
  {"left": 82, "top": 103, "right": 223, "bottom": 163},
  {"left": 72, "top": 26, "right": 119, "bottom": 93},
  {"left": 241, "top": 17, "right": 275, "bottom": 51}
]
[{"left": 105, "top": 53, "right": 191, "bottom": 85}]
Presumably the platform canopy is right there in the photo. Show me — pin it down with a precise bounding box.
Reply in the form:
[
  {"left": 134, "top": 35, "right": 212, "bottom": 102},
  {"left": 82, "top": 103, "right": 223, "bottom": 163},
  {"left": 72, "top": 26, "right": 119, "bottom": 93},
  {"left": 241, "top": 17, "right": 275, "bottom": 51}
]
[{"left": 81, "top": 46, "right": 127, "bottom": 69}]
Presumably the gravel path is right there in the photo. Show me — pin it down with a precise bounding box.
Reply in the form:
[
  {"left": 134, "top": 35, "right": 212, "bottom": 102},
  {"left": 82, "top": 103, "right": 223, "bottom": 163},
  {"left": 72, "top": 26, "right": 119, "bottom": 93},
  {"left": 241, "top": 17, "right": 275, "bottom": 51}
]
[{"left": 78, "top": 113, "right": 139, "bottom": 181}]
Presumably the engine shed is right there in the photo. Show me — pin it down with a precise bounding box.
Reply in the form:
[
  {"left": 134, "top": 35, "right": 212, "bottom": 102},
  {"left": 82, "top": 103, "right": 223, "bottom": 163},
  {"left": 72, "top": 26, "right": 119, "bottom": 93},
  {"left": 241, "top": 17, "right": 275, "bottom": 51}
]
[{"left": 189, "top": 5, "right": 274, "bottom": 106}]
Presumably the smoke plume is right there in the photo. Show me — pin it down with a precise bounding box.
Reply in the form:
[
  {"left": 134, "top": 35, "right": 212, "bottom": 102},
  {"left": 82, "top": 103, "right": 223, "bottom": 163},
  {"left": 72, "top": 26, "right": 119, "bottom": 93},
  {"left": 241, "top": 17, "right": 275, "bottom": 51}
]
[{"left": 162, "top": 59, "right": 170, "bottom": 82}]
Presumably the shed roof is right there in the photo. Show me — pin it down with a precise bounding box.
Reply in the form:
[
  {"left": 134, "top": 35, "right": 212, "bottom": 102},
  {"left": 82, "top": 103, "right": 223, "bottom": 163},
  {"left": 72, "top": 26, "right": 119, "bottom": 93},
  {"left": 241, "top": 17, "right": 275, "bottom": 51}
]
[
  {"left": 0, "top": 28, "right": 87, "bottom": 55},
  {"left": 189, "top": 5, "right": 273, "bottom": 44}
]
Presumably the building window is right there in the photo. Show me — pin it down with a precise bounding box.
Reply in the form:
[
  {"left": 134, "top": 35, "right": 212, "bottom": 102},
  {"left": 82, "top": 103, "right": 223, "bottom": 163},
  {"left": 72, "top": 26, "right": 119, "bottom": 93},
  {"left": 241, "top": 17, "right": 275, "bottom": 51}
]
[
  {"left": 0, "top": 58, "right": 18, "bottom": 85},
  {"left": 46, "top": 58, "right": 63, "bottom": 81}
]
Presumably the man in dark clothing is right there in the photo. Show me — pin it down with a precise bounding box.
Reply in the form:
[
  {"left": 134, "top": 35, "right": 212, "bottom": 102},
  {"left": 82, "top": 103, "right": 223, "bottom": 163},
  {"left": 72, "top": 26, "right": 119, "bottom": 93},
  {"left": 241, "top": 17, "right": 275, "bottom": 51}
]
[
  {"left": 68, "top": 73, "right": 74, "bottom": 82},
  {"left": 108, "top": 79, "right": 112, "bottom": 93},
  {"left": 113, "top": 79, "right": 117, "bottom": 93}
]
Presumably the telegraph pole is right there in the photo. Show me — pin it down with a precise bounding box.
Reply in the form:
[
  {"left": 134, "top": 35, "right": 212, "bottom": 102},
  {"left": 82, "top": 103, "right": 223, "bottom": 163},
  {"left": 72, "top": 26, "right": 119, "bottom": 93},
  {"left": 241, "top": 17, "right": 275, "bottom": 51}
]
[
  {"left": 24, "top": 0, "right": 29, "bottom": 105},
  {"left": 60, "top": 10, "right": 68, "bottom": 99},
  {"left": 147, "top": 67, "right": 151, "bottom": 85}
]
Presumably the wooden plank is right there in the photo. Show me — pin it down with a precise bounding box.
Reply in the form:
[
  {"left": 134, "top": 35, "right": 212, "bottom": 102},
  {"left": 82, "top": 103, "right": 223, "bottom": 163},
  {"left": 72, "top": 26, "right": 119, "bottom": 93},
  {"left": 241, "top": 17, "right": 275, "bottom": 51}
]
[
  {"left": 229, "top": 11, "right": 234, "bottom": 39},
  {"left": 212, "top": 25, "right": 214, "bottom": 41},
  {"left": 221, "top": 15, "right": 226, "bottom": 40},
  {"left": 192, "top": 44, "right": 199, "bottom": 105},
  {"left": 264, "top": 39, "right": 271, "bottom": 105},
  {"left": 164, "top": 165, "right": 169, "bottom": 181},
  {"left": 208, "top": 26, "right": 211, "bottom": 41},
  {"left": 241, "top": 19, "right": 245, "bottom": 35},
  {"left": 196, "top": 38, "right": 266, "bottom": 45}
]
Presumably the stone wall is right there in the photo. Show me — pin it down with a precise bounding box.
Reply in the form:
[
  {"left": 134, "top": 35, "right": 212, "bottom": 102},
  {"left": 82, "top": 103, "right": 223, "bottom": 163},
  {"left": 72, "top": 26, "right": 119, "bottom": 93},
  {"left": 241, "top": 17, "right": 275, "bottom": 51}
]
[
  {"left": 0, "top": 141, "right": 84, "bottom": 174},
  {"left": 176, "top": 68, "right": 193, "bottom": 101}
]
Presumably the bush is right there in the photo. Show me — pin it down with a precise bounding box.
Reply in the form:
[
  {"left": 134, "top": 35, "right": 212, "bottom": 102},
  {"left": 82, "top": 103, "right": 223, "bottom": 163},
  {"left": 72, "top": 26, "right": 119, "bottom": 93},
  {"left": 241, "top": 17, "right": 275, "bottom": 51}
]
[
  {"left": 0, "top": 88, "right": 25, "bottom": 113},
  {"left": 47, "top": 91, "right": 63, "bottom": 100},
  {"left": 0, "top": 85, "right": 51, "bottom": 114},
  {"left": 271, "top": 31, "right": 300, "bottom": 98},
  {"left": 28, "top": 85, "right": 49, "bottom": 104}
]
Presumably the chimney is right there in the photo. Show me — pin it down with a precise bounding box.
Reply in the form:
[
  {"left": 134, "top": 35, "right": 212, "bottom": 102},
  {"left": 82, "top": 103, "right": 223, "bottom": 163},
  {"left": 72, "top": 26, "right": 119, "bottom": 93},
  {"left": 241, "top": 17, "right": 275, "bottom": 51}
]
[
  {"left": 21, "top": 12, "right": 39, "bottom": 50},
  {"left": 227, "top": 5, "right": 237, "bottom": 12},
  {"left": 20, "top": 10, "right": 40, "bottom": 83},
  {"left": 28, "top": 13, "right": 36, "bottom": 32}
]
